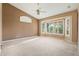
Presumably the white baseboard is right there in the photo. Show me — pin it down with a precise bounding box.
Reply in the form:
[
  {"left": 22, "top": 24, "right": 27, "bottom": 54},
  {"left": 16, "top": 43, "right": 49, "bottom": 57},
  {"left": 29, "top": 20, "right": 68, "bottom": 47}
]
[{"left": 2, "top": 36, "right": 38, "bottom": 43}]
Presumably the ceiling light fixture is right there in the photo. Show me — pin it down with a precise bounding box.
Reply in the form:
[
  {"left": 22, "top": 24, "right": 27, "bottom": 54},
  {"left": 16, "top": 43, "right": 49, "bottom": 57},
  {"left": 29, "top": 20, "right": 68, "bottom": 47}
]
[{"left": 36, "top": 3, "right": 46, "bottom": 15}]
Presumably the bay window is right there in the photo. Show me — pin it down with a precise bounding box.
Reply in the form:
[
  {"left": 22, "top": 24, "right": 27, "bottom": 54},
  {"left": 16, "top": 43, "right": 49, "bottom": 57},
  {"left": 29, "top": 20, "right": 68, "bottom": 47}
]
[{"left": 41, "top": 19, "right": 64, "bottom": 35}]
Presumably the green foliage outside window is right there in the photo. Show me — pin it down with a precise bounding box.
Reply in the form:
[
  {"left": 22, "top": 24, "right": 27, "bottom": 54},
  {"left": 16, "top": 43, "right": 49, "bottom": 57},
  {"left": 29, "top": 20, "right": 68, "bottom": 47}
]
[{"left": 42, "top": 20, "right": 64, "bottom": 34}]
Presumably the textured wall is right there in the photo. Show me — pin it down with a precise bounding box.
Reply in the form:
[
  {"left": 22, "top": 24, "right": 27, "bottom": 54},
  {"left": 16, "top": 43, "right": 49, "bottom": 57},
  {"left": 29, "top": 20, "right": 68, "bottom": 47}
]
[
  {"left": 2, "top": 3, "right": 39, "bottom": 41},
  {"left": 40, "top": 10, "right": 78, "bottom": 43},
  {"left": 0, "top": 3, "right": 2, "bottom": 44}
]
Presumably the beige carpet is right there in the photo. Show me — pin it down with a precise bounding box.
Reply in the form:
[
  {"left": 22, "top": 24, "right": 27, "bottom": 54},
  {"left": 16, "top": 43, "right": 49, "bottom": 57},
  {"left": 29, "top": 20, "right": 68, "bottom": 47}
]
[{"left": 1, "top": 36, "right": 79, "bottom": 56}]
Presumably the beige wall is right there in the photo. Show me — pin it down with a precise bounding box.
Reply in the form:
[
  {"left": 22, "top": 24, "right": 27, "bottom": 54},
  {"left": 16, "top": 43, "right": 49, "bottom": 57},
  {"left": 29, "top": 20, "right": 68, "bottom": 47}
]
[
  {"left": 2, "top": 3, "right": 39, "bottom": 41},
  {"left": 40, "top": 10, "right": 78, "bottom": 43},
  {"left": 0, "top": 4, "right": 2, "bottom": 45},
  {"left": 78, "top": 8, "right": 79, "bottom": 47}
]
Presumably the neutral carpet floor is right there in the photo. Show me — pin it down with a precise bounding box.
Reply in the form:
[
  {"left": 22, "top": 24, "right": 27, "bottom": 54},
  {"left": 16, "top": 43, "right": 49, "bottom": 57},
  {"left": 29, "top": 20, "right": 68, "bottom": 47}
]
[{"left": 1, "top": 36, "right": 79, "bottom": 56}]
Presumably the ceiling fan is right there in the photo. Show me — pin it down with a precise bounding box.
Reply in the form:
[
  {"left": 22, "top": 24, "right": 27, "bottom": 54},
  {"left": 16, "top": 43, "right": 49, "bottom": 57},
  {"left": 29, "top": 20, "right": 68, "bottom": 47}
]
[{"left": 35, "top": 3, "right": 46, "bottom": 15}]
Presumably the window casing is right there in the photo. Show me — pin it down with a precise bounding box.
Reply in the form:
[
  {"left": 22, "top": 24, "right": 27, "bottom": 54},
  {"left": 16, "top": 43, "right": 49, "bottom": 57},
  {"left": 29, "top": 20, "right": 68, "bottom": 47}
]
[{"left": 41, "top": 19, "right": 64, "bottom": 35}]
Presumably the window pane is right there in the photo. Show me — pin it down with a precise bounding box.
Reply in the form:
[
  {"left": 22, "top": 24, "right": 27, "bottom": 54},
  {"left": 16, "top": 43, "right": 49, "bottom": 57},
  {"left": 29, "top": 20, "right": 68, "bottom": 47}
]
[
  {"left": 49, "top": 24, "right": 54, "bottom": 33},
  {"left": 53, "top": 22, "right": 58, "bottom": 33},
  {"left": 58, "top": 21, "right": 63, "bottom": 34},
  {"left": 47, "top": 23, "right": 50, "bottom": 32},
  {"left": 41, "top": 20, "right": 64, "bottom": 35}
]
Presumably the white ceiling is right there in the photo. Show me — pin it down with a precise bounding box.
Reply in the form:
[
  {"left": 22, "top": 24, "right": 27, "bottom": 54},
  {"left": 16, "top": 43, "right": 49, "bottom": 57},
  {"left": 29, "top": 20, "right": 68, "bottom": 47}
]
[{"left": 10, "top": 3, "right": 79, "bottom": 19}]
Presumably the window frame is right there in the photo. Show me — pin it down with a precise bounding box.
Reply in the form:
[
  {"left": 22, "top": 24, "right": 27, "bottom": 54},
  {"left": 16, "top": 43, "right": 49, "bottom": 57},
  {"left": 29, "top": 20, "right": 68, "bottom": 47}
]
[{"left": 40, "top": 16, "right": 70, "bottom": 35}]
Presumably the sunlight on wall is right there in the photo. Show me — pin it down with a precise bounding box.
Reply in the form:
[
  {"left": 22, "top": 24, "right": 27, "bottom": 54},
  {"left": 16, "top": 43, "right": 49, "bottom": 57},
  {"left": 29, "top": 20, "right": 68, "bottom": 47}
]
[{"left": 20, "top": 16, "right": 32, "bottom": 23}]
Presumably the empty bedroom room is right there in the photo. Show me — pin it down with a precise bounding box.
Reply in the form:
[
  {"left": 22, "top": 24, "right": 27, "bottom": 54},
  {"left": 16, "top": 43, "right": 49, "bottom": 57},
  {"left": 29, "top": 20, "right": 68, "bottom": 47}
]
[{"left": 1, "top": 3, "right": 79, "bottom": 56}]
